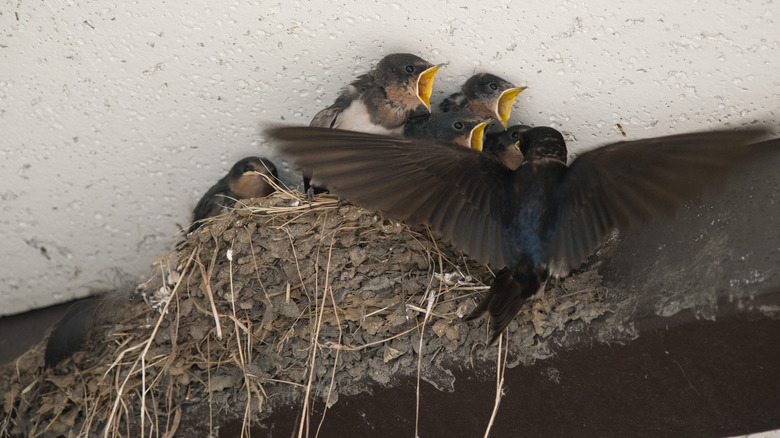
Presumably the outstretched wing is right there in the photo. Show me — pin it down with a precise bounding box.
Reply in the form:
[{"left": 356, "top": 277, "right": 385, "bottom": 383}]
[
  {"left": 269, "top": 126, "right": 519, "bottom": 266},
  {"left": 545, "top": 128, "right": 770, "bottom": 276}
]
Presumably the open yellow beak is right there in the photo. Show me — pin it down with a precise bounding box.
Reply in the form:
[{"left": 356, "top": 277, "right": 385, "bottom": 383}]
[
  {"left": 416, "top": 64, "right": 442, "bottom": 111},
  {"left": 469, "top": 121, "right": 489, "bottom": 151},
  {"left": 494, "top": 87, "right": 526, "bottom": 127}
]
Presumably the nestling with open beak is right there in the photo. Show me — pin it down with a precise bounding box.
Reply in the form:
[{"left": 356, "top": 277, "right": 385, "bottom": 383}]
[
  {"left": 305, "top": 53, "right": 442, "bottom": 194},
  {"left": 480, "top": 124, "right": 532, "bottom": 170},
  {"left": 439, "top": 73, "right": 525, "bottom": 130},
  {"left": 404, "top": 109, "right": 492, "bottom": 150}
]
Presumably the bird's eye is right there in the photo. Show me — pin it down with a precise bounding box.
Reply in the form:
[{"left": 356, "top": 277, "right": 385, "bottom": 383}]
[
  {"left": 453, "top": 121, "right": 464, "bottom": 130},
  {"left": 242, "top": 166, "right": 255, "bottom": 173},
  {"left": 511, "top": 131, "right": 520, "bottom": 140},
  {"left": 405, "top": 65, "right": 415, "bottom": 73},
  {"left": 489, "top": 82, "right": 498, "bottom": 90}
]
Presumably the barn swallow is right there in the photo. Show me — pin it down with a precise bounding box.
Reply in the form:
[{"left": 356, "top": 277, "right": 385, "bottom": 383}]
[
  {"left": 439, "top": 73, "right": 525, "bottom": 129},
  {"left": 45, "top": 298, "right": 99, "bottom": 367},
  {"left": 310, "top": 53, "right": 441, "bottom": 134},
  {"left": 305, "top": 53, "right": 441, "bottom": 194},
  {"left": 403, "top": 109, "right": 492, "bottom": 149},
  {"left": 480, "top": 124, "right": 532, "bottom": 170},
  {"left": 188, "top": 157, "right": 279, "bottom": 234},
  {"left": 269, "top": 125, "right": 770, "bottom": 343},
  {"left": 45, "top": 290, "right": 135, "bottom": 368}
]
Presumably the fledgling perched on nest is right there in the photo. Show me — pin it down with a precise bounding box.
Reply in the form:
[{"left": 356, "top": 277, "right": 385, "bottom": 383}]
[{"left": 187, "top": 156, "right": 280, "bottom": 234}]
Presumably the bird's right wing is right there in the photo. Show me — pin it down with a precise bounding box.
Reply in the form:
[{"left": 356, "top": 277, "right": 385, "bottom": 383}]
[{"left": 269, "top": 126, "right": 517, "bottom": 267}]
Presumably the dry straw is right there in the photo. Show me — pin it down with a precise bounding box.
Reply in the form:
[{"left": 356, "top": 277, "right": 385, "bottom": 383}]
[{"left": 6, "top": 181, "right": 571, "bottom": 437}]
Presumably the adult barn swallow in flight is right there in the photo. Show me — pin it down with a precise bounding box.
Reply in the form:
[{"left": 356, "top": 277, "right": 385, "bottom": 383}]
[
  {"left": 439, "top": 73, "right": 525, "bottom": 129},
  {"left": 269, "top": 125, "right": 770, "bottom": 342},
  {"left": 305, "top": 53, "right": 441, "bottom": 194},
  {"left": 188, "top": 156, "right": 279, "bottom": 234}
]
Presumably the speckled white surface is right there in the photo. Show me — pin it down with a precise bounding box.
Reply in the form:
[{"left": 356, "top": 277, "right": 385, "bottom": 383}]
[{"left": 1, "top": 0, "right": 778, "bottom": 315}]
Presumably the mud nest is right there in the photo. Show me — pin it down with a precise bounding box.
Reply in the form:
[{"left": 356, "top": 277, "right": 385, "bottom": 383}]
[{"left": 0, "top": 188, "right": 631, "bottom": 437}]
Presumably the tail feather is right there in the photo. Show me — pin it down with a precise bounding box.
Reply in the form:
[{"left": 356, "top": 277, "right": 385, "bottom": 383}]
[
  {"left": 44, "top": 299, "right": 99, "bottom": 368},
  {"left": 44, "top": 289, "right": 136, "bottom": 368},
  {"left": 465, "top": 266, "right": 547, "bottom": 344}
]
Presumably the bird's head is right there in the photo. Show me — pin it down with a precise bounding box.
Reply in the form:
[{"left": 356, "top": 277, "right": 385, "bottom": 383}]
[
  {"left": 374, "top": 53, "right": 442, "bottom": 112},
  {"left": 483, "top": 124, "right": 531, "bottom": 170},
  {"left": 424, "top": 110, "right": 491, "bottom": 150},
  {"left": 519, "top": 126, "right": 567, "bottom": 163},
  {"left": 227, "top": 157, "right": 279, "bottom": 198},
  {"left": 462, "top": 73, "right": 526, "bottom": 128}
]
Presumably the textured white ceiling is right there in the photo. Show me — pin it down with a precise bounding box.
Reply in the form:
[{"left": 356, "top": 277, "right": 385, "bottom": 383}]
[{"left": 1, "top": 0, "right": 778, "bottom": 315}]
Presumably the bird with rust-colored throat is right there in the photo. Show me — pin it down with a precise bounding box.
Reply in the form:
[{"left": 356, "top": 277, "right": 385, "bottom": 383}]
[
  {"left": 305, "top": 53, "right": 441, "bottom": 195},
  {"left": 439, "top": 72, "right": 526, "bottom": 130},
  {"left": 187, "top": 157, "right": 279, "bottom": 234},
  {"left": 269, "top": 125, "right": 770, "bottom": 343},
  {"left": 403, "top": 109, "right": 491, "bottom": 150},
  {"left": 482, "top": 124, "right": 531, "bottom": 170}
]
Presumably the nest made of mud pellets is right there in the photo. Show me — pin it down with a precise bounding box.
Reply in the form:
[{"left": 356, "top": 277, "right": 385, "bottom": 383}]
[{"left": 0, "top": 189, "right": 618, "bottom": 437}]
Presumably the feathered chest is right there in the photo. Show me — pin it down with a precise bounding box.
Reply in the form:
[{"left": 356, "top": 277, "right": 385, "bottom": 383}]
[{"left": 335, "top": 98, "right": 405, "bottom": 135}]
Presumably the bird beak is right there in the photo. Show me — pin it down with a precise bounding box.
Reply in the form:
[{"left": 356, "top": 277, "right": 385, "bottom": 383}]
[
  {"left": 416, "top": 64, "right": 442, "bottom": 111},
  {"left": 514, "top": 141, "right": 525, "bottom": 162},
  {"left": 469, "top": 121, "right": 489, "bottom": 151},
  {"left": 494, "top": 87, "right": 526, "bottom": 127}
]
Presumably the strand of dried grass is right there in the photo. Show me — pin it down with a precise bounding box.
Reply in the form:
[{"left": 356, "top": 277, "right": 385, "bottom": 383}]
[
  {"left": 414, "top": 285, "right": 438, "bottom": 438},
  {"left": 414, "top": 232, "right": 447, "bottom": 438},
  {"left": 185, "top": 173, "right": 299, "bottom": 236},
  {"left": 246, "top": 225, "right": 274, "bottom": 304},
  {"left": 297, "top": 212, "right": 338, "bottom": 438},
  {"left": 206, "top": 335, "right": 214, "bottom": 436},
  {"left": 142, "top": 262, "right": 187, "bottom": 435},
  {"left": 228, "top": 238, "right": 255, "bottom": 438},
  {"left": 261, "top": 378, "right": 305, "bottom": 388},
  {"left": 195, "top": 235, "right": 224, "bottom": 340},
  {"left": 315, "top": 232, "right": 345, "bottom": 438},
  {"left": 104, "top": 247, "right": 196, "bottom": 438},
  {"left": 4, "top": 187, "right": 507, "bottom": 437},
  {"left": 163, "top": 374, "right": 181, "bottom": 438},
  {"left": 322, "top": 323, "right": 423, "bottom": 351},
  {"left": 271, "top": 211, "right": 315, "bottom": 355},
  {"left": 483, "top": 334, "right": 509, "bottom": 438},
  {"left": 155, "top": 283, "right": 182, "bottom": 389}
]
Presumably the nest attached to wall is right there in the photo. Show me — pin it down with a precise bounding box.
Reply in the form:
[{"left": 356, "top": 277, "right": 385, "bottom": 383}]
[{"left": 0, "top": 187, "right": 623, "bottom": 437}]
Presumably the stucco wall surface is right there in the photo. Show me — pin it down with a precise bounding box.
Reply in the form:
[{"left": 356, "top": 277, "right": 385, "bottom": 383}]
[{"left": 1, "top": 0, "right": 778, "bottom": 315}]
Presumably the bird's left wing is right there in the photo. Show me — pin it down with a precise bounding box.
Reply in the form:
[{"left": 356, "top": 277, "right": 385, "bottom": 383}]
[
  {"left": 544, "top": 128, "right": 771, "bottom": 276},
  {"left": 269, "top": 126, "right": 517, "bottom": 267}
]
